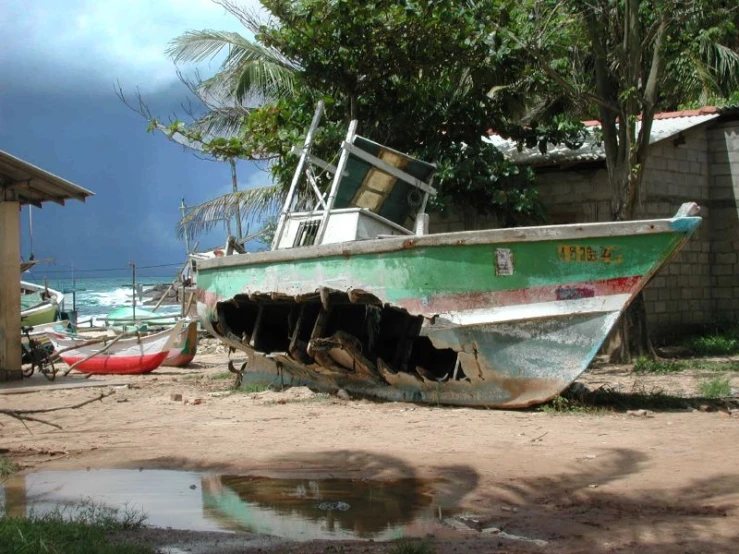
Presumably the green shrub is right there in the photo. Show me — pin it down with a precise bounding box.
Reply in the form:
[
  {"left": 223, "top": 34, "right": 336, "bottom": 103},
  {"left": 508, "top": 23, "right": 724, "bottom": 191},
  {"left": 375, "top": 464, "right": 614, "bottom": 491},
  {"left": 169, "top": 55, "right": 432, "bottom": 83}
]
[
  {"left": 633, "top": 357, "right": 685, "bottom": 374},
  {"left": 686, "top": 335, "right": 739, "bottom": 356},
  {"left": 0, "top": 501, "right": 149, "bottom": 554},
  {"left": 684, "top": 324, "right": 739, "bottom": 356},
  {"left": 698, "top": 377, "right": 733, "bottom": 398},
  {"left": 389, "top": 540, "right": 434, "bottom": 554},
  {"left": 0, "top": 456, "right": 18, "bottom": 479}
]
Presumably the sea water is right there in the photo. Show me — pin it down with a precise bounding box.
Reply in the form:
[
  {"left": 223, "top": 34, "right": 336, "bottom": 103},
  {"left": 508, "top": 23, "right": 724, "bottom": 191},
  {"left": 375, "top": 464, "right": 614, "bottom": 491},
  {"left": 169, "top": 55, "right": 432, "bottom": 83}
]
[{"left": 21, "top": 275, "right": 180, "bottom": 326}]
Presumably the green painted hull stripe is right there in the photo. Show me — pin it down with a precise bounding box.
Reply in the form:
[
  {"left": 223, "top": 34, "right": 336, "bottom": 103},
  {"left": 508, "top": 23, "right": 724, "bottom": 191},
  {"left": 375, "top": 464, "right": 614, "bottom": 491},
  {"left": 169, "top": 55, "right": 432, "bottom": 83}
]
[{"left": 197, "top": 232, "right": 683, "bottom": 303}]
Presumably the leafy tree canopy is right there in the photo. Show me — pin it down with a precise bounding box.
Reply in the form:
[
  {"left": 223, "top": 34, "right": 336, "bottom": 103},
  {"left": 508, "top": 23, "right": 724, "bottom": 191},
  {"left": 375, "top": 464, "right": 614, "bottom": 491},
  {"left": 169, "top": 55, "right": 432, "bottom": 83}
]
[{"left": 160, "top": 0, "right": 592, "bottom": 230}]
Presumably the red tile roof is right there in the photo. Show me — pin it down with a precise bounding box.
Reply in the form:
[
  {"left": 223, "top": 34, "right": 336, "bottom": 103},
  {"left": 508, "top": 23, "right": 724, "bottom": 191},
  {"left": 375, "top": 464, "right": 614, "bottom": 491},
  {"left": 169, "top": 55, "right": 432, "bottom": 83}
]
[{"left": 581, "top": 107, "right": 720, "bottom": 127}]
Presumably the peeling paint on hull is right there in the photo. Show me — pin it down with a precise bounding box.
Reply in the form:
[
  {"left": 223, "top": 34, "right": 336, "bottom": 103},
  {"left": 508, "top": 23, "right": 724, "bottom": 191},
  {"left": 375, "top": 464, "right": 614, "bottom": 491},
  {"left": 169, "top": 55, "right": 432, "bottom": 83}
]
[{"left": 194, "top": 216, "right": 701, "bottom": 408}]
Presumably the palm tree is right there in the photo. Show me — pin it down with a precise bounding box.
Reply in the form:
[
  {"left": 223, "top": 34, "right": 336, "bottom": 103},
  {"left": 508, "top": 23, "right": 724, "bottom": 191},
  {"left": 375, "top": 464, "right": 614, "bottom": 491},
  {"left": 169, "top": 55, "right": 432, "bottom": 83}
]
[{"left": 164, "top": 0, "right": 302, "bottom": 245}]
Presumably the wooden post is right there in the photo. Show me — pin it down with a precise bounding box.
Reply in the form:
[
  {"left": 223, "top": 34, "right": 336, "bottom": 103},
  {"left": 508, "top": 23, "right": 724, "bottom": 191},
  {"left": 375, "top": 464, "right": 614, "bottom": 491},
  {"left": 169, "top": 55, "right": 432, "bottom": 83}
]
[
  {"left": 0, "top": 199, "right": 22, "bottom": 380},
  {"left": 129, "top": 262, "right": 136, "bottom": 324}
]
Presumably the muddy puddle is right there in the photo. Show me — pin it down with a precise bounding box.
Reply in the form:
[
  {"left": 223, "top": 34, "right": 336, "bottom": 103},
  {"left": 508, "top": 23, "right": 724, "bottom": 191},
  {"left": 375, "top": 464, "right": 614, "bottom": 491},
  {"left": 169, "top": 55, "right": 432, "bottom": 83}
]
[{"left": 0, "top": 469, "right": 457, "bottom": 541}]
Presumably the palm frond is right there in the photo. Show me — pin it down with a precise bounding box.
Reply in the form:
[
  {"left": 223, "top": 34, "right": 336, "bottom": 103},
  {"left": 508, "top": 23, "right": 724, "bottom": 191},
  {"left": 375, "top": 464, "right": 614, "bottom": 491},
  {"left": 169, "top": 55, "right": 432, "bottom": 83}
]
[
  {"left": 233, "top": 57, "right": 296, "bottom": 102},
  {"left": 168, "top": 30, "right": 298, "bottom": 103},
  {"left": 167, "top": 30, "right": 251, "bottom": 64},
  {"left": 189, "top": 105, "right": 250, "bottom": 138},
  {"left": 177, "top": 185, "right": 285, "bottom": 240},
  {"left": 213, "top": 0, "right": 271, "bottom": 35},
  {"left": 702, "top": 41, "right": 739, "bottom": 91}
]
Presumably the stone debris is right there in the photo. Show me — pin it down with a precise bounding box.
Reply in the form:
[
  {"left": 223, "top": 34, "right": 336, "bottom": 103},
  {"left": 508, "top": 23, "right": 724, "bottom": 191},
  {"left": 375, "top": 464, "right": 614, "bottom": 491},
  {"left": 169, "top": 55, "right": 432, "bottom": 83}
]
[
  {"left": 442, "top": 518, "right": 479, "bottom": 532},
  {"left": 497, "top": 531, "right": 549, "bottom": 547},
  {"left": 170, "top": 393, "right": 182, "bottom": 402},
  {"left": 577, "top": 454, "right": 597, "bottom": 461},
  {"left": 336, "top": 388, "right": 350, "bottom": 400},
  {"left": 455, "top": 515, "right": 484, "bottom": 531},
  {"left": 627, "top": 409, "right": 654, "bottom": 417}
]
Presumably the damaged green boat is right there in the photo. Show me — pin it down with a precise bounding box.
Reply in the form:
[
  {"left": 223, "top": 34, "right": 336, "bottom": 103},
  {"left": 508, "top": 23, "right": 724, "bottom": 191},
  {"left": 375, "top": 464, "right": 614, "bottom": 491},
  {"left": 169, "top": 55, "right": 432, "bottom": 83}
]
[{"left": 194, "top": 104, "right": 701, "bottom": 408}]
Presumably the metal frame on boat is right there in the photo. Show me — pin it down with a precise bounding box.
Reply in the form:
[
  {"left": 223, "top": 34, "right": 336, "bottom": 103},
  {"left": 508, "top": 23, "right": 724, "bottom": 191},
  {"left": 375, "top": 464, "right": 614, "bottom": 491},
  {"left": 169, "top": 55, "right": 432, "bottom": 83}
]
[{"left": 193, "top": 103, "right": 702, "bottom": 408}]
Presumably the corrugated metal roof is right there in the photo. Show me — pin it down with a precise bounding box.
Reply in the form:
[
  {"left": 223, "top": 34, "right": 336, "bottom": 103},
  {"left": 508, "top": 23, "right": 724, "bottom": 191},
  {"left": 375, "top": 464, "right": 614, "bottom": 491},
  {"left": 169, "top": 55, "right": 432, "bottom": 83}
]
[
  {"left": 485, "top": 112, "right": 722, "bottom": 167},
  {"left": 0, "top": 149, "right": 94, "bottom": 207}
]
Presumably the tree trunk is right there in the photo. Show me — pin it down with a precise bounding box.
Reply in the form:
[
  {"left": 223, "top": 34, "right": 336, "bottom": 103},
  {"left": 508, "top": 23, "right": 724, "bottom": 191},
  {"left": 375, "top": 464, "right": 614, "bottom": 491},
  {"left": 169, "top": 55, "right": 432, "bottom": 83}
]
[{"left": 609, "top": 291, "right": 657, "bottom": 363}]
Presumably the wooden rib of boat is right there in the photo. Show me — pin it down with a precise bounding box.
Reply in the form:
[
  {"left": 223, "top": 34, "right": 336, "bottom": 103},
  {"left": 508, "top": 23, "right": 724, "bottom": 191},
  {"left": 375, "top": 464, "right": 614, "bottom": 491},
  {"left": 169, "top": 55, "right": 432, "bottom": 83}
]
[
  {"left": 193, "top": 103, "right": 702, "bottom": 408},
  {"left": 47, "top": 321, "right": 183, "bottom": 375}
]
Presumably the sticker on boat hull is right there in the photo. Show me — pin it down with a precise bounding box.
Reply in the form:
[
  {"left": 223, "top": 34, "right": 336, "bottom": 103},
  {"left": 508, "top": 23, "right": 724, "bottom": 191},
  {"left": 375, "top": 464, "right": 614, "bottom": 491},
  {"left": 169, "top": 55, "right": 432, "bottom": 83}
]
[{"left": 495, "top": 248, "right": 514, "bottom": 276}]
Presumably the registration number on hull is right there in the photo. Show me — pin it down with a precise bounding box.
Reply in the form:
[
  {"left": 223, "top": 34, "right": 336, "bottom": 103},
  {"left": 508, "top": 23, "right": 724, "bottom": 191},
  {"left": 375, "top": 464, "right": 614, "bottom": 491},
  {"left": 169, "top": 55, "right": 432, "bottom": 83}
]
[{"left": 557, "top": 245, "right": 622, "bottom": 264}]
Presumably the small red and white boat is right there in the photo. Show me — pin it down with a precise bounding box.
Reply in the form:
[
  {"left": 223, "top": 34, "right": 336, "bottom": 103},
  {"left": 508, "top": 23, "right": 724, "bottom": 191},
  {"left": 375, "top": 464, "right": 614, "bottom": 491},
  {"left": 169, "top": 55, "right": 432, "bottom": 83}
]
[{"left": 47, "top": 321, "right": 183, "bottom": 375}]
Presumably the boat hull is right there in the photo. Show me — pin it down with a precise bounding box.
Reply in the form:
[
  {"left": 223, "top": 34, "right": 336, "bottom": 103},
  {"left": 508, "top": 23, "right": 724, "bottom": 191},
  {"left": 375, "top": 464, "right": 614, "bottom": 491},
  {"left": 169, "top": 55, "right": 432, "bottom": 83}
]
[
  {"left": 21, "top": 303, "right": 59, "bottom": 326},
  {"left": 195, "top": 215, "right": 701, "bottom": 408},
  {"left": 56, "top": 351, "right": 169, "bottom": 375},
  {"left": 47, "top": 322, "right": 181, "bottom": 375},
  {"left": 20, "top": 281, "right": 63, "bottom": 326},
  {"left": 162, "top": 321, "right": 199, "bottom": 368}
]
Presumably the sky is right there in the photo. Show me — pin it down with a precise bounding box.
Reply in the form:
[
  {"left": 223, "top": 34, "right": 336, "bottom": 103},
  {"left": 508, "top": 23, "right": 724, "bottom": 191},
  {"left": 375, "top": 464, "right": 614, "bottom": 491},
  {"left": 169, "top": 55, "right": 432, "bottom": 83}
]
[{"left": 0, "top": 0, "right": 268, "bottom": 280}]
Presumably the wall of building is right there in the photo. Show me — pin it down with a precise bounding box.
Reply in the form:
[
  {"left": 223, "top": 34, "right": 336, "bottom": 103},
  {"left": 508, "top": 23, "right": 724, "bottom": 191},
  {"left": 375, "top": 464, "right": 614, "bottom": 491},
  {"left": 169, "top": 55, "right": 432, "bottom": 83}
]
[
  {"left": 707, "top": 120, "right": 739, "bottom": 323},
  {"left": 429, "top": 123, "right": 726, "bottom": 340},
  {"left": 636, "top": 128, "right": 712, "bottom": 338}
]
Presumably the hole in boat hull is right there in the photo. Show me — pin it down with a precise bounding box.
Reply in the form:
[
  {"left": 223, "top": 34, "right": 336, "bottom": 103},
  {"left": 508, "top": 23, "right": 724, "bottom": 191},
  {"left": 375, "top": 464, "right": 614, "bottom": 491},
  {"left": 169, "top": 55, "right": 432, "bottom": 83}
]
[{"left": 214, "top": 290, "right": 462, "bottom": 384}]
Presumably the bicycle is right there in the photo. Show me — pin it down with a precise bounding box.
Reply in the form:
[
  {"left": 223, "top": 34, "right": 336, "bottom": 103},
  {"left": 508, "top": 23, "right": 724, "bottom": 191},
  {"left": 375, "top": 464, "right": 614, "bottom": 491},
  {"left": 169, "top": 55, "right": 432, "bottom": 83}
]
[{"left": 21, "top": 326, "right": 58, "bottom": 381}]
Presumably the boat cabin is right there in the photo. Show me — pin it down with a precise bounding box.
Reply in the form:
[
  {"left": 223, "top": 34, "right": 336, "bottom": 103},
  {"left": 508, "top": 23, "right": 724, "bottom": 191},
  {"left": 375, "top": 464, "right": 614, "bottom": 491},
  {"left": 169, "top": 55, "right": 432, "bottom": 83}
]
[{"left": 270, "top": 103, "right": 437, "bottom": 250}]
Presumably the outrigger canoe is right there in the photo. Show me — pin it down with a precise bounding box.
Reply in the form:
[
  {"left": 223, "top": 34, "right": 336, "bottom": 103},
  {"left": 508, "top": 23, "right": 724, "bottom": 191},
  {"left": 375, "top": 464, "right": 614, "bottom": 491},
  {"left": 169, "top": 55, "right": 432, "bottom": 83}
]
[
  {"left": 47, "top": 321, "right": 182, "bottom": 375},
  {"left": 193, "top": 103, "right": 702, "bottom": 408}
]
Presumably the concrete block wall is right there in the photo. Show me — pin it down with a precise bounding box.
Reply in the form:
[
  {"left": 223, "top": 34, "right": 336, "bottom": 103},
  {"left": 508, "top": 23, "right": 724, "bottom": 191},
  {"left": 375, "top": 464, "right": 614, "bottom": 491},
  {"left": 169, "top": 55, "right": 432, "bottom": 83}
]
[
  {"left": 636, "top": 130, "right": 712, "bottom": 337},
  {"left": 535, "top": 167, "right": 613, "bottom": 223},
  {"left": 429, "top": 123, "right": 725, "bottom": 339},
  {"left": 707, "top": 121, "right": 739, "bottom": 322}
]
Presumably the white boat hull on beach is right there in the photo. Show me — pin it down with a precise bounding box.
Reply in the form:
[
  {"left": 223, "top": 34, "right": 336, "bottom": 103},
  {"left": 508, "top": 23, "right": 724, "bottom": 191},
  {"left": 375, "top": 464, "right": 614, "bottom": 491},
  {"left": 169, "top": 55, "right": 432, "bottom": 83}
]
[{"left": 47, "top": 321, "right": 182, "bottom": 375}]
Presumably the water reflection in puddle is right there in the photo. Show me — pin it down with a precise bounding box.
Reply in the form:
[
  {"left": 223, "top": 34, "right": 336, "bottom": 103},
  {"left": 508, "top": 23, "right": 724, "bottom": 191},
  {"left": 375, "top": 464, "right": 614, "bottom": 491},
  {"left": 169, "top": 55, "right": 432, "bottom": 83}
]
[{"left": 0, "top": 469, "right": 455, "bottom": 541}]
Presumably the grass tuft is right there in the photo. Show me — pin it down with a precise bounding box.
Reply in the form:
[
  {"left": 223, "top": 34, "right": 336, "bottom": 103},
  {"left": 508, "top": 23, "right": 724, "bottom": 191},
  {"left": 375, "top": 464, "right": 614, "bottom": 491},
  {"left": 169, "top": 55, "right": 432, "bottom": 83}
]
[
  {"left": 687, "top": 360, "right": 739, "bottom": 372},
  {"left": 0, "top": 456, "right": 18, "bottom": 479},
  {"left": 238, "top": 382, "right": 272, "bottom": 394},
  {"left": 698, "top": 377, "right": 733, "bottom": 398},
  {"left": 539, "top": 395, "right": 597, "bottom": 414},
  {"left": 540, "top": 383, "right": 690, "bottom": 413},
  {"left": 0, "top": 500, "right": 149, "bottom": 554},
  {"left": 210, "top": 371, "right": 235, "bottom": 380},
  {"left": 684, "top": 324, "right": 739, "bottom": 356},
  {"left": 389, "top": 540, "right": 434, "bottom": 554},
  {"left": 633, "top": 356, "right": 685, "bottom": 374}
]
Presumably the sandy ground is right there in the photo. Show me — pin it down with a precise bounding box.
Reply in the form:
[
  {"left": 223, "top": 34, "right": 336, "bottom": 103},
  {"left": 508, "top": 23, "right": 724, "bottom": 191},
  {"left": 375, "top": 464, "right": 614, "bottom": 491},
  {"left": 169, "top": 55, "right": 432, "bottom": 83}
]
[{"left": 2, "top": 339, "right": 739, "bottom": 554}]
